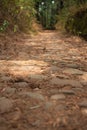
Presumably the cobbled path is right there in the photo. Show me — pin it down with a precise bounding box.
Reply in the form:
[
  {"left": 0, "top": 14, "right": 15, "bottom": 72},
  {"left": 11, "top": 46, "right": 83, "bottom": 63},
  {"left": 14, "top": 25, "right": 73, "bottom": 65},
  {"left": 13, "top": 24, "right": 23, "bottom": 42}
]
[{"left": 0, "top": 31, "right": 87, "bottom": 130}]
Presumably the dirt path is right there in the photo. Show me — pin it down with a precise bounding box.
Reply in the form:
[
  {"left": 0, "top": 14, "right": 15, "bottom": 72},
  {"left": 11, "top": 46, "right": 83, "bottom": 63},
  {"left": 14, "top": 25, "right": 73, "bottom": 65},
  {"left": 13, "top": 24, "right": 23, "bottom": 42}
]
[{"left": 0, "top": 31, "right": 87, "bottom": 130}]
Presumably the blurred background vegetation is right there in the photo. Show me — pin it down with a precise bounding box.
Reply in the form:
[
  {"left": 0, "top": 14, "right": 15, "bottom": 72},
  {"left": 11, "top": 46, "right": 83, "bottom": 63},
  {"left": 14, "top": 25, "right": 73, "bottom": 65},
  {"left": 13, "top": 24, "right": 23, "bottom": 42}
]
[
  {"left": 0, "top": 0, "right": 87, "bottom": 38},
  {"left": 56, "top": 0, "right": 87, "bottom": 39},
  {"left": 0, "top": 0, "right": 36, "bottom": 33}
]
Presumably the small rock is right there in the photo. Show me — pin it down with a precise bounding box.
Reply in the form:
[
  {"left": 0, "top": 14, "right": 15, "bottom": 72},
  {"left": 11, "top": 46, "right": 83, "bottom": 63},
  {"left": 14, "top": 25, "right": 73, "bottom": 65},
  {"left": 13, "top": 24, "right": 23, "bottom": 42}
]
[
  {"left": 51, "top": 78, "right": 82, "bottom": 88},
  {"left": 19, "top": 92, "right": 45, "bottom": 101},
  {"left": 49, "top": 66, "right": 59, "bottom": 72},
  {"left": 50, "top": 94, "right": 65, "bottom": 100},
  {"left": 49, "top": 89, "right": 59, "bottom": 94},
  {"left": 72, "top": 88, "right": 84, "bottom": 92},
  {"left": 65, "top": 64, "right": 79, "bottom": 69},
  {"left": 12, "top": 108, "right": 22, "bottom": 121},
  {"left": 4, "top": 87, "right": 16, "bottom": 94},
  {"left": 55, "top": 104, "right": 66, "bottom": 111},
  {"left": 30, "top": 105, "right": 41, "bottom": 109},
  {"left": 63, "top": 68, "right": 85, "bottom": 75},
  {"left": 81, "top": 81, "right": 87, "bottom": 86},
  {"left": 56, "top": 74, "right": 69, "bottom": 79},
  {"left": 33, "top": 88, "right": 40, "bottom": 91},
  {"left": 29, "top": 74, "right": 47, "bottom": 80},
  {"left": 78, "top": 100, "right": 87, "bottom": 108},
  {"left": 0, "top": 97, "right": 13, "bottom": 113},
  {"left": 14, "top": 82, "right": 28, "bottom": 88},
  {"left": 1, "top": 76, "right": 11, "bottom": 82},
  {"left": 32, "top": 120, "right": 41, "bottom": 127},
  {"left": 81, "top": 73, "right": 87, "bottom": 81},
  {"left": 45, "top": 102, "right": 53, "bottom": 110},
  {"left": 81, "top": 108, "right": 87, "bottom": 115},
  {"left": 59, "top": 89, "right": 75, "bottom": 95}
]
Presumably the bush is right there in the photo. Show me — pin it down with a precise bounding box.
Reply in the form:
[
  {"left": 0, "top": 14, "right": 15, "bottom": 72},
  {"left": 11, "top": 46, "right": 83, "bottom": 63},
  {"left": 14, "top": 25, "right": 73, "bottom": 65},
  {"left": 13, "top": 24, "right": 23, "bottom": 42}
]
[
  {"left": 0, "top": 0, "right": 36, "bottom": 32},
  {"left": 56, "top": 0, "right": 87, "bottom": 39},
  {"left": 65, "top": 6, "right": 87, "bottom": 37}
]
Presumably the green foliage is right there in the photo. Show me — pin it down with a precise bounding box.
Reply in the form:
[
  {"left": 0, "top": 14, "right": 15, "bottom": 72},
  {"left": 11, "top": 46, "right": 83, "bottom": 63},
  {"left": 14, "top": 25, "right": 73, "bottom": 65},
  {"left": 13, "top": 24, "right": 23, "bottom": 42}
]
[
  {"left": 1, "top": 0, "right": 87, "bottom": 34},
  {"left": 65, "top": 6, "right": 87, "bottom": 37},
  {"left": 0, "top": 0, "right": 36, "bottom": 32},
  {"left": 56, "top": 0, "right": 87, "bottom": 38},
  {"left": 0, "top": 20, "right": 9, "bottom": 32}
]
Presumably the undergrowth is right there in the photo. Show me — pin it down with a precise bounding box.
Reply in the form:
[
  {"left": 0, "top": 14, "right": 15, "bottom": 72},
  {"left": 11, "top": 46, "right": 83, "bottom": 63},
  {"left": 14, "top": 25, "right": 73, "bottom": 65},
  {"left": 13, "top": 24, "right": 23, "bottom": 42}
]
[
  {"left": 56, "top": 1, "right": 87, "bottom": 39},
  {"left": 0, "top": 0, "right": 37, "bottom": 33}
]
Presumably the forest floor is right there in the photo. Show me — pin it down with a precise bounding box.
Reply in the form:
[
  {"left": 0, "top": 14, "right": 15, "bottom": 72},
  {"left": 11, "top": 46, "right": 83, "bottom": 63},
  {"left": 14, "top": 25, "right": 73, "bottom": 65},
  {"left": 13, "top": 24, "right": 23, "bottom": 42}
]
[{"left": 0, "top": 30, "right": 87, "bottom": 130}]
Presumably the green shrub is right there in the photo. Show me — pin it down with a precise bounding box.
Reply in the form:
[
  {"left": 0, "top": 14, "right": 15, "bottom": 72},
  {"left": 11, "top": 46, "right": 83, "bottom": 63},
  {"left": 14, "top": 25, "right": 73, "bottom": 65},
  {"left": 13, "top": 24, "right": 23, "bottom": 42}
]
[
  {"left": 56, "top": 0, "right": 87, "bottom": 38},
  {"left": 0, "top": 0, "right": 36, "bottom": 32},
  {"left": 0, "top": 20, "right": 9, "bottom": 32},
  {"left": 65, "top": 6, "right": 87, "bottom": 37}
]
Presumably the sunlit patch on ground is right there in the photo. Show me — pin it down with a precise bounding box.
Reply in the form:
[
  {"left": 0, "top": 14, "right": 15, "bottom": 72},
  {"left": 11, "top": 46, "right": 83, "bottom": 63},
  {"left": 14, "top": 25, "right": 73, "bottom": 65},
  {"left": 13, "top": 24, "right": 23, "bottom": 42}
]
[{"left": 0, "top": 60, "right": 48, "bottom": 76}]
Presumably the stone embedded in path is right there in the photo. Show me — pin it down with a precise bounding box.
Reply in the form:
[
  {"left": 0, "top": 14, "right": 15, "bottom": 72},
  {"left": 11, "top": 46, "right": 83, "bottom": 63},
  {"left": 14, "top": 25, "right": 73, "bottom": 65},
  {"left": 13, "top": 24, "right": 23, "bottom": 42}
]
[
  {"left": 81, "top": 108, "right": 87, "bottom": 115},
  {"left": 45, "top": 102, "right": 53, "bottom": 110},
  {"left": 63, "top": 68, "right": 85, "bottom": 75},
  {"left": 4, "top": 87, "right": 16, "bottom": 95},
  {"left": 49, "top": 89, "right": 59, "bottom": 94},
  {"left": 72, "top": 87, "right": 84, "bottom": 92},
  {"left": 81, "top": 73, "right": 87, "bottom": 81},
  {"left": 78, "top": 100, "right": 87, "bottom": 108},
  {"left": 50, "top": 94, "right": 65, "bottom": 100},
  {"left": 19, "top": 92, "right": 45, "bottom": 101},
  {"left": 14, "top": 82, "right": 28, "bottom": 88},
  {"left": 55, "top": 104, "right": 66, "bottom": 111},
  {"left": 49, "top": 66, "right": 59, "bottom": 72},
  {"left": 59, "top": 89, "right": 75, "bottom": 95},
  {"left": 80, "top": 81, "right": 87, "bottom": 86},
  {"left": 56, "top": 74, "right": 69, "bottom": 79},
  {"left": 29, "top": 74, "right": 47, "bottom": 80},
  {"left": 1, "top": 76, "right": 12, "bottom": 82},
  {"left": 50, "top": 78, "right": 82, "bottom": 88},
  {"left": 65, "top": 64, "right": 79, "bottom": 69},
  {"left": 0, "top": 97, "right": 13, "bottom": 114}
]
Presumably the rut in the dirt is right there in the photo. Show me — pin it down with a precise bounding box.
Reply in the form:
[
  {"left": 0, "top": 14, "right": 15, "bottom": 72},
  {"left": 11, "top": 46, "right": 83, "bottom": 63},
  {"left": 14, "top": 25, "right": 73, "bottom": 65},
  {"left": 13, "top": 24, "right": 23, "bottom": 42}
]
[{"left": 0, "top": 31, "right": 87, "bottom": 130}]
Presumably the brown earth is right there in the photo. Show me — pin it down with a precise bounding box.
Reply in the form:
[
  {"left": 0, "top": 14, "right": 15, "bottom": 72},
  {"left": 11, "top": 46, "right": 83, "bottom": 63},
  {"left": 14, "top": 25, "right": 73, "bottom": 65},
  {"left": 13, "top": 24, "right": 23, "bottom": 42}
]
[{"left": 0, "top": 30, "right": 87, "bottom": 130}]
